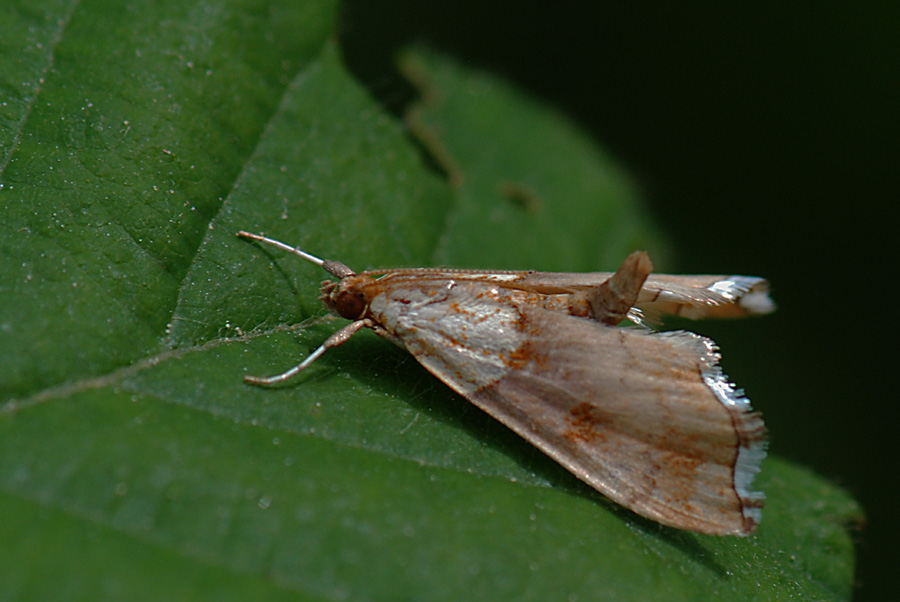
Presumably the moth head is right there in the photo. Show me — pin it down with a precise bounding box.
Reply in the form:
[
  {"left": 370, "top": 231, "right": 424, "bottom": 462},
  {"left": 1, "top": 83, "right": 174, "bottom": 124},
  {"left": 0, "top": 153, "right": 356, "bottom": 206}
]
[{"left": 319, "top": 277, "right": 370, "bottom": 320}]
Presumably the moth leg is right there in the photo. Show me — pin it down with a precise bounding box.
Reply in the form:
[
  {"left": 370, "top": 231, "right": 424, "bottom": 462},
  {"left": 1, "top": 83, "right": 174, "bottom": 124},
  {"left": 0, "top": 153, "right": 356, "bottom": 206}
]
[
  {"left": 589, "top": 251, "right": 654, "bottom": 325},
  {"left": 245, "top": 319, "right": 373, "bottom": 385}
]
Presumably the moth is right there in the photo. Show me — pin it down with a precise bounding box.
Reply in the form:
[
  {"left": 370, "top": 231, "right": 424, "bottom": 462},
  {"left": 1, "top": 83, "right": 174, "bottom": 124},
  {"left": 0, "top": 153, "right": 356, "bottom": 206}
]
[{"left": 237, "top": 230, "right": 772, "bottom": 535}]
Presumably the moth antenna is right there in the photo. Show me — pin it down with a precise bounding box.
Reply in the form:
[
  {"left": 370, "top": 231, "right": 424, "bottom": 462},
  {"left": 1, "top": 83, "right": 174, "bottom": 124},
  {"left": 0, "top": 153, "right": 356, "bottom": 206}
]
[{"left": 236, "top": 231, "right": 355, "bottom": 278}]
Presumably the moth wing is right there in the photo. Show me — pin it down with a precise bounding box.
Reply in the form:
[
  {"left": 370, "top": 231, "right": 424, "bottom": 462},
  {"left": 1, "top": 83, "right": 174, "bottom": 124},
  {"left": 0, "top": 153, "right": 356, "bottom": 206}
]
[
  {"left": 636, "top": 274, "right": 775, "bottom": 321},
  {"left": 406, "top": 305, "right": 766, "bottom": 535},
  {"left": 511, "top": 271, "right": 774, "bottom": 322},
  {"left": 363, "top": 268, "right": 773, "bottom": 321}
]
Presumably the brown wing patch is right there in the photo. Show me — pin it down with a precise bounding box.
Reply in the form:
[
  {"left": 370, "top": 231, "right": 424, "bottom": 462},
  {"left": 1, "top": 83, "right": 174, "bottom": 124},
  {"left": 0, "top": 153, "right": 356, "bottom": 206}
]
[{"left": 565, "top": 402, "right": 613, "bottom": 444}]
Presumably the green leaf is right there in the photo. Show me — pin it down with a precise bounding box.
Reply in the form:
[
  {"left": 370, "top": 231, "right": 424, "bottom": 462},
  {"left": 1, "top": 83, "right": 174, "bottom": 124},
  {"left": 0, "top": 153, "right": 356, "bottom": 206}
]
[
  {"left": 398, "top": 50, "right": 667, "bottom": 271},
  {"left": 0, "top": 4, "right": 861, "bottom": 601}
]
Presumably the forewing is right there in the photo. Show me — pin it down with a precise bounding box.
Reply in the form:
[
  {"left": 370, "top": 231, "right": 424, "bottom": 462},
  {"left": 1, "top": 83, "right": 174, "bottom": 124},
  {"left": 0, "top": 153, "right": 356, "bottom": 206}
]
[
  {"left": 363, "top": 268, "right": 774, "bottom": 322},
  {"left": 513, "top": 271, "right": 774, "bottom": 321},
  {"left": 636, "top": 274, "right": 775, "bottom": 321},
  {"left": 386, "top": 294, "right": 766, "bottom": 534}
]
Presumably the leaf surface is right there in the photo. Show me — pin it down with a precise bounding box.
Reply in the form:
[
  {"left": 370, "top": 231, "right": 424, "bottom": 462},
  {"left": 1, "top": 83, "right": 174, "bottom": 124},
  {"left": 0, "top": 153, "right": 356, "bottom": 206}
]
[{"left": 0, "top": 5, "right": 861, "bottom": 600}]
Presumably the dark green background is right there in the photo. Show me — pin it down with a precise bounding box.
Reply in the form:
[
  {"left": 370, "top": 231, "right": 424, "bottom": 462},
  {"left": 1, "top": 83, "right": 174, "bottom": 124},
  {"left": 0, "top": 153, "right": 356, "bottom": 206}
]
[{"left": 342, "top": 2, "right": 896, "bottom": 600}]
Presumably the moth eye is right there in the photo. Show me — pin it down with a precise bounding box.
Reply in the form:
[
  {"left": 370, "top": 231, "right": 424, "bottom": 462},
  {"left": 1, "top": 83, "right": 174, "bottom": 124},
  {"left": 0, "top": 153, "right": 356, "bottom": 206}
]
[{"left": 334, "top": 290, "right": 367, "bottom": 320}]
